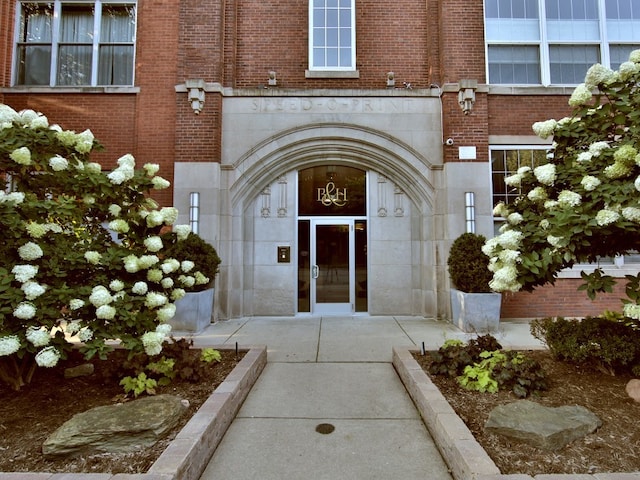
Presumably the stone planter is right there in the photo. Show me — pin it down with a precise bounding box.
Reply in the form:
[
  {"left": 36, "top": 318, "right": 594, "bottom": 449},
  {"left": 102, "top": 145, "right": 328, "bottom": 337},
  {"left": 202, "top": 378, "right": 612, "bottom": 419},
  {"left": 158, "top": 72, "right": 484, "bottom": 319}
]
[
  {"left": 450, "top": 288, "right": 502, "bottom": 333},
  {"left": 170, "top": 288, "right": 214, "bottom": 332}
]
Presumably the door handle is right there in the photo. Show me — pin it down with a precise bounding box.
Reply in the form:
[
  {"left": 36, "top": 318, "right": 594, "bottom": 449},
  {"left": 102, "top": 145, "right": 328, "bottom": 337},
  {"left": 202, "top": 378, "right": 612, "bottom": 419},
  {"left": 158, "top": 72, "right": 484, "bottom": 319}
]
[{"left": 312, "top": 265, "right": 319, "bottom": 279}]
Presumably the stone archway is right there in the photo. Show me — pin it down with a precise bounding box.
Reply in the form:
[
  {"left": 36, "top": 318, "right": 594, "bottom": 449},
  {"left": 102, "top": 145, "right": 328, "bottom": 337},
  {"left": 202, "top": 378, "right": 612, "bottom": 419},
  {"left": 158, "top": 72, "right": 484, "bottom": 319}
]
[{"left": 217, "top": 123, "right": 445, "bottom": 319}]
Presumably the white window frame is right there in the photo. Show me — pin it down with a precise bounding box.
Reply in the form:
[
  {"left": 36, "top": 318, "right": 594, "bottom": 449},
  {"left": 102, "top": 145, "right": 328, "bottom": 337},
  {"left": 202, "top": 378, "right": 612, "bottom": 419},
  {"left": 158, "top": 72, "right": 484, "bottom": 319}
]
[
  {"left": 308, "top": 0, "right": 356, "bottom": 72},
  {"left": 12, "top": 0, "right": 137, "bottom": 87},
  {"left": 484, "top": 0, "right": 640, "bottom": 86}
]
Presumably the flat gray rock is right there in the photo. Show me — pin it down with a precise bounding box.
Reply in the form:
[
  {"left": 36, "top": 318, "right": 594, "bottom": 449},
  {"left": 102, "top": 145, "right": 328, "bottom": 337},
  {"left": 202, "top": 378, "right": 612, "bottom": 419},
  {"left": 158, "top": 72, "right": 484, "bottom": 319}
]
[
  {"left": 484, "top": 399, "right": 601, "bottom": 451},
  {"left": 43, "top": 394, "right": 187, "bottom": 457}
]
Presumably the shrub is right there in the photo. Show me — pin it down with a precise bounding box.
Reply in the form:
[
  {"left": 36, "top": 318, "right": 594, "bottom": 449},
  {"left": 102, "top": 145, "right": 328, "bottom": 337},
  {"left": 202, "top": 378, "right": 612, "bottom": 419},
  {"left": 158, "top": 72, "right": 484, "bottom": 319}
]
[
  {"left": 429, "top": 334, "right": 502, "bottom": 377},
  {"left": 447, "top": 233, "right": 493, "bottom": 293},
  {"left": 530, "top": 316, "right": 640, "bottom": 375}
]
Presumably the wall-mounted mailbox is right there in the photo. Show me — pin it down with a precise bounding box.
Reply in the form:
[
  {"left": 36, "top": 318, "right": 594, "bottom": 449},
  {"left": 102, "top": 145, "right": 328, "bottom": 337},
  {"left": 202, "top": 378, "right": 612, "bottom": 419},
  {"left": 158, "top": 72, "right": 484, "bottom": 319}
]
[{"left": 277, "top": 246, "right": 290, "bottom": 263}]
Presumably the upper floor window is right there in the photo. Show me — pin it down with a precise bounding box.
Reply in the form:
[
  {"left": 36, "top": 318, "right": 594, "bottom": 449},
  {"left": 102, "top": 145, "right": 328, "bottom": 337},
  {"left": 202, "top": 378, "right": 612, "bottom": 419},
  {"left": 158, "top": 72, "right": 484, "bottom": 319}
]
[
  {"left": 309, "top": 0, "right": 356, "bottom": 71},
  {"left": 15, "top": 1, "right": 136, "bottom": 87},
  {"left": 485, "top": 0, "right": 640, "bottom": 85}
]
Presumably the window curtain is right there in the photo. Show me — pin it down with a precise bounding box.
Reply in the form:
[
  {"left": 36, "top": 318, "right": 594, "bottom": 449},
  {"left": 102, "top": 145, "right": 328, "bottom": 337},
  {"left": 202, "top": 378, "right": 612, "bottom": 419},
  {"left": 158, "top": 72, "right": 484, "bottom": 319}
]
[
  {"left": 57, "top": 7, "right": 93, "bottom": 85},
  {"left": 99, "top": 5, "right": 135, "bottom": 85},
  {"left": 20, "top": 5, "right": 52, "bottom": 85}
]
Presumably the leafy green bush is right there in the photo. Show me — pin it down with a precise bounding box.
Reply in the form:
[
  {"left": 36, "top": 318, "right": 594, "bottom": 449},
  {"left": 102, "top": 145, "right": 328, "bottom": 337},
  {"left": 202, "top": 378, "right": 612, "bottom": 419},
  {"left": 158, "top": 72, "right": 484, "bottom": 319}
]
[
  {"left": 447, "top": 233, "right": 493, "bottom": 293},
  {"left": 531, "top": 316, "right": 640, "bottom": 375},
  {"left": 429, "top": 335, "right": 502, "bottom": 377}
]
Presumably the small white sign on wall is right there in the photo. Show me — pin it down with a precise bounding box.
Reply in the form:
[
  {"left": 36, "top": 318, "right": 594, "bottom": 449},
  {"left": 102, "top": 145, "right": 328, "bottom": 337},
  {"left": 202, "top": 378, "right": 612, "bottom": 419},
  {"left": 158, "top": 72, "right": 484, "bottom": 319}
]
[{"left": 458, "top": 146, "right": 477, "bottom": 160}]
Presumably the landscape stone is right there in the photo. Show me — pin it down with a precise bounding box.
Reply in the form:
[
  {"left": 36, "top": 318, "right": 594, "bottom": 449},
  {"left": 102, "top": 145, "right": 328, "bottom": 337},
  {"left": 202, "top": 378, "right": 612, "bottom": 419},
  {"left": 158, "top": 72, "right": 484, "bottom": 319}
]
[
  {"left": 64, "top": 363, "right": 95, "bottom": 378},
  {"left": 626, "top": 379, "right": 640, "bottom": 402},
  {"left": 484, "top": 399, "right": 602, "bottom": 451},
  {"left": 42, "top": 394, "right": 187, "bottom": 457}
]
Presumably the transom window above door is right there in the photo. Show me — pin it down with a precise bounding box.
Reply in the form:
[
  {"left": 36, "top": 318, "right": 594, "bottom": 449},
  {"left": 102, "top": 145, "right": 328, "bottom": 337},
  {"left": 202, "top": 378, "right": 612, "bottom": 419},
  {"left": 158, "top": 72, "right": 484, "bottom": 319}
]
[
  {"left": 14, "top": 1, "right": 136, "bottom": 87},
  {"left": 308, "top": 0, "right": 356, "bottom": 71},
  {"left": 298, "top": 166, "right": 366, "bottom": 216},
  {"left": 485, "top": 0, "right": 640, "bottom": 86}
]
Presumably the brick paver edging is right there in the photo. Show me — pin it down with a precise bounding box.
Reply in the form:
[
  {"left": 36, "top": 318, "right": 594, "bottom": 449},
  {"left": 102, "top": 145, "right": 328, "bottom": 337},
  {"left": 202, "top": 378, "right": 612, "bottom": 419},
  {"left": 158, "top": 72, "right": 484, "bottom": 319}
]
[
  {"left": 0, "top": 344, "right": 268, "bottom": 480},
  {"left": 392, "top": 346, "right": 640, "bottom": 480}
]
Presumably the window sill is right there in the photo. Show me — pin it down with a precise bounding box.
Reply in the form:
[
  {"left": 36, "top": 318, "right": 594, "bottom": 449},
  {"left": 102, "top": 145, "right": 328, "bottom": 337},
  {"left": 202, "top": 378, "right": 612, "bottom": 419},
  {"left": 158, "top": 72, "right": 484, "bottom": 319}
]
[
  {"left": 1, "top": 86, "right": 140, "bottom": 94},
  {"left": 305, "top": 70, "right": 360, "bottom": 79}
]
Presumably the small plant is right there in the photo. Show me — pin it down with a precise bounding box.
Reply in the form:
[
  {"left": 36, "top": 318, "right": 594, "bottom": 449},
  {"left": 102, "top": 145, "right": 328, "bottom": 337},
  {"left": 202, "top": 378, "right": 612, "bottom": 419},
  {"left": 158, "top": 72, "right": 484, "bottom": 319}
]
[
  {"left": 201, "top": 348, "right": 222, "bottom": 363},
  {"left": 531, "top": 315, "right": 640, "bottom": 375},
  {"left": 458, "top": 350, "right": 503, "bottom": 393},
  {"left": 447, "top": 233, "right": 493, "bottom": 293},
  {"left": 146, "top": 357, "right": 176, "bottom": 386},
  {"left": 429, "top": 335, "right": 502, "bottom": 377},
  {"left": 120, "top": 372, "right": 158, "bottom": 397}
]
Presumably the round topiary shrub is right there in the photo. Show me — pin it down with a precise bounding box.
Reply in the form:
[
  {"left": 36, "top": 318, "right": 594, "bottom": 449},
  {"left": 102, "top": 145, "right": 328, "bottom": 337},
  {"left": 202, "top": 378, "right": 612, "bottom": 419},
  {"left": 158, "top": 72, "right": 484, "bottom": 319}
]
[{"left": 447, "top": 232, "right": 493, "bottom": 293}]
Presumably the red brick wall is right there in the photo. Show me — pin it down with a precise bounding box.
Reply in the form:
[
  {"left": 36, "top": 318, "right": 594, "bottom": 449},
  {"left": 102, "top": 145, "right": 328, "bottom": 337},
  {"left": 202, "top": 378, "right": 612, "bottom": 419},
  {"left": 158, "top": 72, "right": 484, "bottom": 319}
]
[
  {"left": 488, "top": 95, "right": 574, "bottom": 136},
  {"left": 501, "top": 279, "right": 628, "bottom": 319},
  {"left": 0, "top": 1, "right": 15, "bottom": 89}
]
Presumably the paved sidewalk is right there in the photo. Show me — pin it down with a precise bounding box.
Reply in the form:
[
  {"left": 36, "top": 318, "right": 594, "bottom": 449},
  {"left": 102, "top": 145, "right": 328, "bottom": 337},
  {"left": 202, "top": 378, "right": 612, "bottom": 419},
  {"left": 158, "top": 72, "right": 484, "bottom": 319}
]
[{"left": 183, "top": 316, "right": 544, "bottom": 480}]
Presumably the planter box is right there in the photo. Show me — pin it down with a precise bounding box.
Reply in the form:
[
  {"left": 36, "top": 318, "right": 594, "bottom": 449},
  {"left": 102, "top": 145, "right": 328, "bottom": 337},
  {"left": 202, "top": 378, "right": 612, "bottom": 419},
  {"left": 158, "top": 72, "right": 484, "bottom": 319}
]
[
  {"left": 170, "top": 288, "right": 214, "bottom": 332},
  {"left": 450, "top": 288, "right": 501, "bottom": 333}
]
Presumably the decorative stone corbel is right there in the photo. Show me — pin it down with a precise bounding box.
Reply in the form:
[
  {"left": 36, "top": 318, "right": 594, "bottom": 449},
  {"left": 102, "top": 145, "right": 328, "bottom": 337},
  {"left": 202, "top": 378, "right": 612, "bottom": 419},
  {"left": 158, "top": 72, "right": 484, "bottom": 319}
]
[
  {"left": 185, "top": 79, "right": 206, "bottom": 114},
  {"left": 458, "top": 79, "right": 478, "bottom": 115}
]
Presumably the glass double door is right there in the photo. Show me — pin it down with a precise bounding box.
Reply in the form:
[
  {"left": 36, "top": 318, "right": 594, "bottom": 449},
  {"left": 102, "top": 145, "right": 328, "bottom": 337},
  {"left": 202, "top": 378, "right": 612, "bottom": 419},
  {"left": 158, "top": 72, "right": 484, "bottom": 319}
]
[{"left": 298, "top": 218, "right": 367, "bottom": 315}]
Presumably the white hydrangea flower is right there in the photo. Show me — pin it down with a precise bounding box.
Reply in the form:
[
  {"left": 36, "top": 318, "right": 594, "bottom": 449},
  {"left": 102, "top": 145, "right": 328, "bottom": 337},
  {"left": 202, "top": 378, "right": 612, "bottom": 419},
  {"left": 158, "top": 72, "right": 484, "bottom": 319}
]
[
  {"left": 544, "top": 200, "right": 559, "bottom": 210},
  {"left": 146, "top": 210, "right": 164, "bottom": 227},
  {"left": 12, "top": 264, "right": 38, "bottom": 283},
  {"left": 152, "top": 176, "right": 171, "bottom": 190},
  {"left": 624, "top": 303, "right": 640, "bottom": 320},
  {"left": 10, "top": 146, "right": 32, "bottom": 165},
  {"left": 493, "top": 202, "right": 509, "bottom": 218},
  {"left": 568, "top": 83, "right": 592, "bottom": 106},
  {"left": 178, "top": 275, "right": 196, "bottom": 288},
  {"left": 138, "top": 255, "right": 160, "bottom": 269},
  {"left": 96, "top": 305, "right": 116, "bottom": 320},
  {"left": 496, "top": 230, "right": 524, "bottom": 250},
  {"left": 589, "top": 141, "right": 610, "bottom": 156},
  {"left": 161, "top": 277, "right": 174, "bottom": 289},
  {"left": 173, "top": 225, "right": 191, "bottom": 241},
  {"left": 157, "top": 304, "right": 177, "bottom": 322},
  {"left": 144, "top": 236, "right": 163, "bottom": 253},
  {"left": 109, "top": 280, "right": 125, "bottom": 292},
  {"left": 21, "top": 281, "right": 46, "bottom": 300},
  {"left": 107, "top": 170, "right": 127, "bottom": 185},
  {"left": 171, "top": 288, "right": 186, "bottom": 301},
  {"left": 83, "top": 195, "right": 95, "bottom": 205},
  {"left": 0, "top": 104, "right": 19, "bottom": 125},
  {"left": 181, "top": 260, "right": 195, "bottom": 273},
  {"left": 161, "top": 207, "right": 179, "bottom": 225},
  {"left": 527, "top": 187, "right": 548, "bottom": 202},
  {"left": 26, "top": 326, "right": 50, "bottom": 347},
  {"left": 69, "top": 298, "right": 85, "bottom": 310},
  {"left": 0, "top": 335, "right": 21, "bottom": 356},
  {"left": 124, "top": 255, "right": 140, "bottom": 273},
  {"left": 147, "top": 268, "right": 164, "bottom": 282},
  {"left": 581, "top": 175, "right": 601, "bottom": 191},
  {"left": 161, "top": 259, "right": 181, "bottom": 274},
  {"left": 194, "top": 271, "right": 209, "bottom": 285},
  {"left": 89, "top": 285, "right": 113, "bottom": 307},
  {"left": 557, "top": 190, "right": 582, "bottom": 208},
  {"left": 539, "top": 219, "right": 550, "bottom": 229},
  {"left": 143, "top": 163, "right": 160, "bottom": 176},
  {"left": 35, "top": 346, "right": 60, "bottom": 367},
  {"left": 145, "top": 292, "right": 168, "bottom": 308},
  {"left": 48, "top": 155, "right": 69, "bottom": 171},
  {"left": 132, "top": 281, "right": 149, "bottom": 295},
  {"left": 584, "top": 63, "right": 615, "bottom": 88},
  {"left": 18, "top": 242, "right": 43, "bottom": 261},
  {"left": 506, "top": 213, "right": 523, "bottom": 225},
  {"left": 108, "top": 219, "right": 130, "bottom": 233},
  {"left": 619, "top": 61, "right": 640, "bottom": 81},
  {"left": 576, "top": 151, "right": 593, "bottom": 162},
  {"left": 604, "top": 161, "right": 632, "bottom": 179},
  {"left": 141, "top": 331, "right": 164, "bottom": 356},
  {"left": 13, "top": 302, "right": 36, "bottom": 320},
  {"left": 156, "top": 323, "right": 172, "bottom": 337},
  {"left": 74, "top": 129, "right": 95, "bottom": 154},
  {"left": 78, "top": 328, "right": 93, "bottom": 342},
  {"left": 622, "top": 207, "right": 640, "bottom": 222},
  {"left": 56, "top": 129, "right": 78, "bottom": 147},
  {"left": 635, "top": 176, "right": 640, "bottom": 192},
  {"left": 29, "top": 114, "right": 49, "bottom": 129},
  {"left": 18, "top": 109, "right": 39, "bottom": 125},
  {"left": 84, "top": 250, "right": 102, "bottom": 265},
  {"left": 547, "top": 235, "right": 565, "bottom": 248},
  {"left": 0, "top": 191, "right": 25, "bottom": 205},
  {"left": 109, "top": 204, "right": 122, "bottom": 217},
  {"left": 86, "top": 162, "right": 102, "bottom": 173},
  {"left": 532, "top": 119, "right": 557, "bottom": 139},
  {"left": 534, "top": 163, "right": 556, "bottom": 186},
  {"left": 481, "top": 237, "right": 499, "bottom": 257},
  {"left": 596, "top": 209, "right": 620, "bottom": 226},
  {"left": 25, "top": 222, "right": 48, "bottom": 239},
  {"left": 630, "top": 49, "right": 640, "bottom": 63},
  {"left": 66, "top": 320, "right": 82, "bottom": 335},
  {"left": 504, "top": 173, "right": 524, "bottom": 187},
  {"left": 497, "top": 249, "right": 521, "bottom": 263}
]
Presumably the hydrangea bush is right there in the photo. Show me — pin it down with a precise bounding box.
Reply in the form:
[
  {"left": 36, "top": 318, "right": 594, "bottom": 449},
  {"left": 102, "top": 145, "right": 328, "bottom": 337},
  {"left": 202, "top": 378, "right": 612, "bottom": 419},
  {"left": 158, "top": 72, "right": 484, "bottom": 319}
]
[
  {"left": 484, "top": 50, "right": 640, "bottom": 320},
  {"left": 0, "top": 104, "right": 209, "bottom": 390}
]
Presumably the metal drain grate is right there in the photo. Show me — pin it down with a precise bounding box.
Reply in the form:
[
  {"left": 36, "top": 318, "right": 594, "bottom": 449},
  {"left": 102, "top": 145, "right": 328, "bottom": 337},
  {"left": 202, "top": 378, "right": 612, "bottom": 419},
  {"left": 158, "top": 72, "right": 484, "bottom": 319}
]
[{"left": 315, "top": 423, "right": 335, "bottom": 434}]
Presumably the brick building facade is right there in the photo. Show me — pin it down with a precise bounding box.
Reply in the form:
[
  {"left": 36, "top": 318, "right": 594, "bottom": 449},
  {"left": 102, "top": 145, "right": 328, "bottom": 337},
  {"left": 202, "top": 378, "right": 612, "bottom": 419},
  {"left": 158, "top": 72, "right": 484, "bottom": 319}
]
[{"left": 1, "top": 0, "right": 637, "bottom": 320}]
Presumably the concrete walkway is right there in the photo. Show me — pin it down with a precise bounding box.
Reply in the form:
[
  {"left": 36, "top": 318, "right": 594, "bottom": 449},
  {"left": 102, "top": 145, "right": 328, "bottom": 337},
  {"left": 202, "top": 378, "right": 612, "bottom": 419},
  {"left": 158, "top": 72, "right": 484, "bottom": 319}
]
[{"left": 185, "top": 316, "right": 544, "bottom": 480}]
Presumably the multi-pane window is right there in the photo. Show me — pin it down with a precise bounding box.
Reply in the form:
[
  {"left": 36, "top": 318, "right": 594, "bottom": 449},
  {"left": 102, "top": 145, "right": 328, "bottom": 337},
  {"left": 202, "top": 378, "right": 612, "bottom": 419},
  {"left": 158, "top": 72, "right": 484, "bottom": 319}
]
[
  {"left": 15, "top": 1, "right": 136, "bottom": 87},
  {"left": 309, "top": 0, "right": 355, "bottom": 70},
  {"left": 485, "top": 0, "right": 640, "bottom": 85},
  {"left": 490, "top": 147, "right": 550, "bottom": 208}
]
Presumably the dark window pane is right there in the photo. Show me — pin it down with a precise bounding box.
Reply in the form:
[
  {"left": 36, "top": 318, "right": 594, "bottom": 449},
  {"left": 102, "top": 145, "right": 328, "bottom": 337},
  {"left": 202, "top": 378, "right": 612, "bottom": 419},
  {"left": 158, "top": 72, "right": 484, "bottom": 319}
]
[{"left": 298, "top": 166, "right": 366, "bottom": 216}]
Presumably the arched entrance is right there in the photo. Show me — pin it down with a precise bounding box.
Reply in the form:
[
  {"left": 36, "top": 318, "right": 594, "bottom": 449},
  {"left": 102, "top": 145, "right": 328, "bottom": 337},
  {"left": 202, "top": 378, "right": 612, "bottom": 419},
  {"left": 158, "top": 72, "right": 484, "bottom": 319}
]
[{"left": 218, "top": 123, "right": 443, "bottom": 319}]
